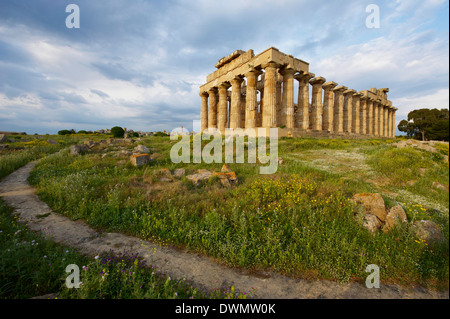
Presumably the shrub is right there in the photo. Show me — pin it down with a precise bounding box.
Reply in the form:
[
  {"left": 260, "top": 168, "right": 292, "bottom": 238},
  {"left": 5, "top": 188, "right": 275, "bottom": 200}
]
[{"left": 111, "top": 126, "right": 125, "bottom": 138}]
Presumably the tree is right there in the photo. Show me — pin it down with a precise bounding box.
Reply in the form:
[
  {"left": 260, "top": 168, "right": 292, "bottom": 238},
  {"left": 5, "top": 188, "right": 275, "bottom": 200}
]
[
  {"left": 397, "top": 120, "right": 418, "bottom": 138},
  {"left": 110, "top": 126, "right": 124, "bottom": 138},
  {"left": 398, "top": 108, "right": 449, "bottom": 141},
  {"left": 58, "top": 129, "right": 72, "bottom": 135}
]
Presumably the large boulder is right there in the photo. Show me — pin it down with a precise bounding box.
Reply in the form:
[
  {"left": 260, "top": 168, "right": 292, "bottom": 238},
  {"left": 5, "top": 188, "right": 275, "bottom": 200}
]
[
  {"left": 70, "top": 144, "right": 89, "bottom": 155},
  {"left": 129, "top": 154, "right": 151, "bottom": 167},
  {"left": 157, "top": 168, "right": 174, "bottom": 182},
  {"left": 133, "top": 144, "right": 150, "bottom": 154},
  {"left": 173, "top": 168, "right": 186, "bottom": 178},
  {"left": 0, "top": 134, "right": 7, "bottom": 143},
  {"left": 360, "top": 214, "right": 383, "bottom": 234},
  {"left": 351, "top": 193, "right": 387, "bottom": 222},
  {"left": 186, "top": 169, "right": 213, "bottom": 185},
  {"left": 412, "top": 220, "right": 445, "bottom": 245},
  {"left": 382, "top": 205, "right": 408, "bottom": 233}
]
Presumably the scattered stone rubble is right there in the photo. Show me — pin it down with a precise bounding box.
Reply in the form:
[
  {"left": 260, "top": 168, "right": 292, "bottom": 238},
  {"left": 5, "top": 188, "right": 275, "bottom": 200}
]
[{"left": 351, "top": 192, "right": 445, "bottom": 245}]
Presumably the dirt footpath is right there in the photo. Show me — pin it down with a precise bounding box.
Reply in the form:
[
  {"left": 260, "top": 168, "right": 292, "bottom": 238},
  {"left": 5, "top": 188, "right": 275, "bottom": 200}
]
[{"left": 0, "top": 161, "right": 448, "bottom": 299}]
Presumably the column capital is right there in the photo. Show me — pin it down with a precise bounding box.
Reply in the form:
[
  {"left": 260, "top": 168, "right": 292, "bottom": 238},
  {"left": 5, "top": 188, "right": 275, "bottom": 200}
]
[
  {"left": 230, "top": 76, "right": 244, "bottom": 85},
  {"left": 333, "top": 85, "right": 348, "bottom": 93},
  {"left": 244, "top": 68, "right": 263, "bottom": 78},
  {"left": 343, "top": 89, "right": 356, "bottom": 96},
  {"left": 261, "top": 61, "right": 281, "bottom": 69},
  {"left": 323, "top": 81, "right": 338, "bottom": 90},
  {"left": 295, "top": 72, "right": 315, "bottom": 83},
  {"left": 199, "top": 91, "right": 209, "bottom": 97},
  {"left": 279, "top": 67, "right": 296, "bottom": 77},
  {"left": 218, "top": 82, "right": 231, "bottom": 89},
  {"left": 353, "top": 92, "right": 362, "bottom": 98},
  {"left": 207, "top": 87, "right": 218, "bottom": 94},
  {"left": 309, "top": 76, "right": 326, "bottom": 85},
  {"left": 360, "top": 95, "right": 369, "bottom": 101}
]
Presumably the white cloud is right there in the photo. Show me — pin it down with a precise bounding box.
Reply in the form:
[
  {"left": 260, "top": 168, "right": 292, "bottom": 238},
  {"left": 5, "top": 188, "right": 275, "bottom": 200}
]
[{"left": 394, "top": 88, "right": 449, "bottom": 116}]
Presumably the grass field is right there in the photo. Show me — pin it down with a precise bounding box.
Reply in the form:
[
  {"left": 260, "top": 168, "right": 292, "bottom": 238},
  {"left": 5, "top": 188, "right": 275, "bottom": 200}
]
[{"left": 20, "top": 134, "right": 449, "bottom": 290}]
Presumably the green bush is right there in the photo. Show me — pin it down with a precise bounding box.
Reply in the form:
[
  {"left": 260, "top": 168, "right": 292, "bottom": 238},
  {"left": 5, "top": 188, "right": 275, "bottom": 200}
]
[{"left": 111, "top": 126, "right": 124, "bottom": 138}]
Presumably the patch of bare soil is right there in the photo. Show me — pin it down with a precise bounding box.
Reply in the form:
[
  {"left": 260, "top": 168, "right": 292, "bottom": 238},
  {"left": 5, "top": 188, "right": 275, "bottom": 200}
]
[{"left": 0, "top": 162, "right": 447, "bottom": 299}]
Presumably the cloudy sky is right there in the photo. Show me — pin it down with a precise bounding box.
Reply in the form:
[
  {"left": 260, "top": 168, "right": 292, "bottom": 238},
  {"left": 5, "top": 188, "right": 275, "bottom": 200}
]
[{"left": 0, "top": 0, "right": 448, "bottom": 134}]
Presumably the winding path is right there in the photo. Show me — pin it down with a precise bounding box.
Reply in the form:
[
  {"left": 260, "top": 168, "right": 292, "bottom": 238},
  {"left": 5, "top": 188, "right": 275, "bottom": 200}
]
[{"left": 0, "top": 161, "right": 448, "bottom": 299}]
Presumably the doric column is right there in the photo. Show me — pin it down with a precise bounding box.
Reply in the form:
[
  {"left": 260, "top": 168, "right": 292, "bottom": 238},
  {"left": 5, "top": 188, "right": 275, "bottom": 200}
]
[
  {"left": 207, "top": 88, "right": 218, "bottom": 129},
  {"left": 385, "top": 105, "right": 391, "bottom": 138},
  {"left": 343, "top": 89, "right": 356, "bottom": 133},
  {"left": 258, "top": 88, "right": 264, "bottom": 127},
  {"left": 230, "top": 77, "right": 243, "bottom": 129},
  {"left": 295, "top": 72, "right": 315, "bottom": 130},
  {"left": 333, "top": 85, "right": 347, "bottom": 133},
  {"left": 217, "top": 83, "right": 230, "bottom": 131},
  {"left": 322, "top": 81, "right": 338, "bottom": 132},
  {"left": 379, "top": 103, "right": 385, "bottom": 137},
  {"left": 200, "top": 92, "right": 208, "bottom": 132},
  {"left": 380, "top": 104, "right": 385, "bottom": 137},
  {"left": 280, "top": 68, "right": 296, "bottom": 129},
  {"left": 240, "top": 93, "right": 246, "bottom": 128},
  {"left": 352, "top": 92, "right": 361, "bottom": 134},
  {"left": 367, "top": 98, "right": 374, "bottom": 135},
  {"left": 373, "top": 100, "right": 379, "bottom": 136},
  {"left": 392, "top": 107, "right": 397, "bottom": 137},
  {"left": 262, "top": 62, "right": 280, "bottom": 127},
  {"left": 385, "top": 105, "right": 390, "bottom": 137},
  {"left": 244, "top": 69, "right": 261, "bottom": 129},
  {"left": 276, "top": 72, "right": 283, "bottom": 126},
  {"left": 359, "top": 95, "right": 368, "bottom": 135},
  {"left": 309, "top": 76, "right": 326, "bottom": 131}
]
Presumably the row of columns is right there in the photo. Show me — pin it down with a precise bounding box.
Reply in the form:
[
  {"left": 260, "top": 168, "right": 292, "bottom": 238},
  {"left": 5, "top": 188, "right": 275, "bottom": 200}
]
[{"left": 200, "top": 65, "right": 396, "bottom": 138}]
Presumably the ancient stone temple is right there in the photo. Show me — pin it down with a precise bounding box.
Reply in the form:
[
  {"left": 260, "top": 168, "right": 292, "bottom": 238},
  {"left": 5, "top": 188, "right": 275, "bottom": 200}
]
[{"left": 199, "top": 47, "right": 397, "bottom": 138}]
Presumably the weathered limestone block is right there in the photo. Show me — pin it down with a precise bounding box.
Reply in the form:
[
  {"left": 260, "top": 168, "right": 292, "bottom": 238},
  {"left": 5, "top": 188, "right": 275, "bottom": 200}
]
[
  {"left": 360, "top": 214, "right": 383, "bottom": 234},
  {"left": 382, "top": 205, "right": 407, "bottom": 233},
  {"left": 173, "top": 168, "right": 186, "bottom": 178},
  {"left": 70, "top": 144, "right": 89, "bottom": 155},
  {"left": 157, "top": 168, "right": 174, "bottom": 182},
  {"left": 129, "top": 154, "right": 151, "bottom": 167},
  {"left": 186, "top": 169, "right": 213, "bottom": 185},
  {"left": 133, "top": 144, "right": 150, "bottom": 154},
  {"left": 351, "top": 193, "right": 387, "bottom": 222}
]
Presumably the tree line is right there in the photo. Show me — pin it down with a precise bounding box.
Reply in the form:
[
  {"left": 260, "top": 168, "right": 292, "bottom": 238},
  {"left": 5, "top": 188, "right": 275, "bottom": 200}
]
[{"left": 398, "top": 108, "right": 449, "bottom": 141}]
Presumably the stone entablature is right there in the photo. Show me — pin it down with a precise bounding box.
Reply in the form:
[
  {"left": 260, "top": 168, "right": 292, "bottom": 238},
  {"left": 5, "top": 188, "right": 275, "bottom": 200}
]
[{"left": 199, "top": 47, "right": 397, "bottom": 138}]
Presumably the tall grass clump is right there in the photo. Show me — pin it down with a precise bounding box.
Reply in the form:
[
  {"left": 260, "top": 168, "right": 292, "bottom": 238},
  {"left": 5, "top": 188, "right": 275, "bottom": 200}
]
[{"left": 0, "top": 140, "right": 64, "bottom": 180}]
